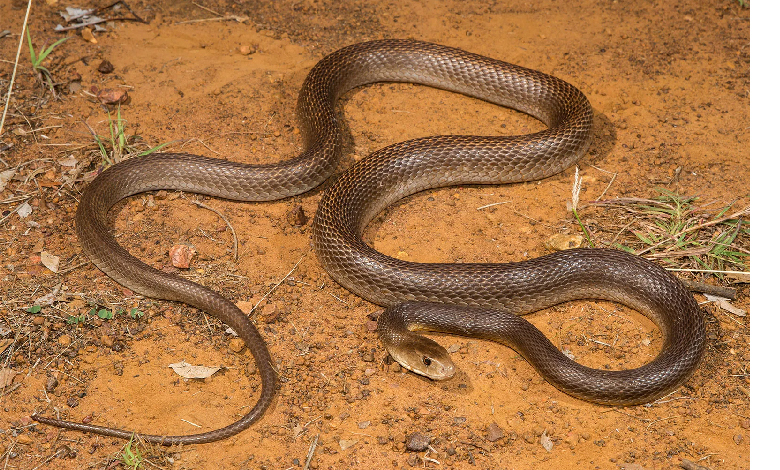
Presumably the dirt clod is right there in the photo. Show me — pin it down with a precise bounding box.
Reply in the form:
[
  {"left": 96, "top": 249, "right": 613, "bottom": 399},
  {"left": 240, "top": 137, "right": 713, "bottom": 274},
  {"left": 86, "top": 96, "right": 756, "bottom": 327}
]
[
  {"left": 97, "top": 60, "right": 114, "bottom": 74},
  {"left": 405, "top": 431, "right": 430, "bottom": 452},
  {"left": 486, "top": 422, "right": 505, "bottom": 442}
]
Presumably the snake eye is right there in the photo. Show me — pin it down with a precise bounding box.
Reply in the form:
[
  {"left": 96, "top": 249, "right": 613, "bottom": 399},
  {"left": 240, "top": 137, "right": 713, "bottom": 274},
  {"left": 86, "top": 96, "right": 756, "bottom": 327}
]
[{"left": 422, "top": 356, "right": 432, "bottom": 366}]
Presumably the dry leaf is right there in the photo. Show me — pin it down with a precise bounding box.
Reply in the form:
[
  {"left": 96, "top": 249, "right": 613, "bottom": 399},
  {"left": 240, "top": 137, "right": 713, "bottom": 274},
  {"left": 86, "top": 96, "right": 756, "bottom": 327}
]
[
  {"left": 17, "top": 201, "right": 32, "bottom": 218},
  {"left": 40, "top": 251, "right": 60, "bottom": 273},
  {"left": 35, "top": 284, "right": 62, "bottom": 306},
  {"left": 704, "top": 294, "right": 746, "bottom": 317},
  {"left": 81, "top": 27, "right": 97, "bottom": 43},
  {"left": 168, "top": 361, "right": 220, "bottom": 379},
  {"left": 58, "top": 156, "right": 79, "bottom": 167},
  {"left": 339, "top": 439, "right": 358, "bottom": 450},
  {"left": 0, "top": 368, "right": 18, "bottom": 388},
  {"left": 170, "top": 244, "right": 196, "bottom": 268},
  {"left": 540, "top": 431, "right": 554, "bottom": 452},
  {"left": 0, "top": 169, "right": 15, "bottom": 192}
]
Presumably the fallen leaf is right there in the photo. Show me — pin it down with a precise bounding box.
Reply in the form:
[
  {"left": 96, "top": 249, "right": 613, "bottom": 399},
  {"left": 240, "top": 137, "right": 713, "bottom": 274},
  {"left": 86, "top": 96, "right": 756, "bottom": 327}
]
[
  {"left": 168, "top": 361, "right": 220, "bottom": 379},
  {"left": 81, "top": 27, "right": 97, "bottom": 43},
  {"left": 40, "top": 251, "right": 60, "bottom": 273},
  {"left": 0, "top": 368, "right": 18, "bottom": 388},
  {"left": 35, "top": 284, "right": 62, "bottom": 306},
  {"left": 58, "top": 156, "right": 80, "bottom": 167},
  {"left": 170, "top": 244, "right": 196, "bottom": 268},
  {"left": 0, "top": 169, "right": 15, "bottom": 191},
  {"left": 339, "top": 439, "right": 358, "bottom": 450},
  {"left": 704, "top": 294, "right": 746, "bottom": 317},
  {"left": 60, "top": 7, "right": 93, "bottom": 22},
  {"left": 540, "top": 431, "right": 554, "bottom": 452},
  {"left": 17, "top": 201, "right": 32, "bottom": 218}
]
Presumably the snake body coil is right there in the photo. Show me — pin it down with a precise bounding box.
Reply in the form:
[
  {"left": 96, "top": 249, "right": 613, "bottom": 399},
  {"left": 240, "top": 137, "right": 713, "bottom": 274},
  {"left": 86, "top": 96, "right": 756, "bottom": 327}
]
[{"left": 32, "top": 39, "right": 704, "bottom": 444}]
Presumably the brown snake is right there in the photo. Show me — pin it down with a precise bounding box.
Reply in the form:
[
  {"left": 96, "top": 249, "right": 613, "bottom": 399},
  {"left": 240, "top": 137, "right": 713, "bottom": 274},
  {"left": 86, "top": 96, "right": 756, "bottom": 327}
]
[{"left": 32, "top": 39, "right": 705, "bottom": 444}]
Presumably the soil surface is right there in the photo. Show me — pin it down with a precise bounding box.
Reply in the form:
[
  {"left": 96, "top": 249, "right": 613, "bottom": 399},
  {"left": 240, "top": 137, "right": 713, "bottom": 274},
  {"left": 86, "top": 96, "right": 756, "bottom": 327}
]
[{"left": 0, "top": 1, "right": 749, "bottom": 469}]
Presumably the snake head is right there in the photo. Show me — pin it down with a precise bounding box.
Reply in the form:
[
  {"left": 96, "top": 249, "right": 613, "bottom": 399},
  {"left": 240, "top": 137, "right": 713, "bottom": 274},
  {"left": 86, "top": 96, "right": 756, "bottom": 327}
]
[{"left": 387, "top": 334, "right": 456, "bottom": 380}]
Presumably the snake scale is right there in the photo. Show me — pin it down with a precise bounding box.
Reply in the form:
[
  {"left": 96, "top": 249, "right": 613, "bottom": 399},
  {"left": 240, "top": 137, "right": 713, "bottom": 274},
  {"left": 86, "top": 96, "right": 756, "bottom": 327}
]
[{"left": 32, "top": 39, "right": 705, "bottom": 444}]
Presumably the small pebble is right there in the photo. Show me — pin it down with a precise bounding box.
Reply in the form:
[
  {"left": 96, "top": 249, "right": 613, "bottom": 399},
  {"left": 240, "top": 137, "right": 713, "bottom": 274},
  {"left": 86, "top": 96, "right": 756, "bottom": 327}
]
[
  {"left": 239, "top": 44, "right": 256, "bottom": 55},
  {"left": 32, "top": 316, "right": 45, "bottom": 326},
  {"left": 100, "top": 335, "right": 114, "bottom": 348},
  {"left": 405, "top": 431, "right": 430, "bottom": 452},
  {"left": 519, "top": 381, "right": 530, "bottom": 391},
  {"left": 229, "top": 338, "right": 246, "bottom": 353},
  {"left": 96, "top": 88, "right": 128, "bottom": 105},
  {"left": 45, "top": 375, "right": 59, "bottom": 392},
  {"left": 733, "top": 434, "right": 743, "bottom": 445},
  {"left": 97, "top": 59, "right": 114, "bottom": 74},
  {"left": 545, "top": 233, "right": 584, "bottom": 251},
  {"left": 486, "top": 422, "right": 505, "bottom": 442},
  {"left": 57, "top": 334, "right": 72, "bottom": 346},
  {"left": 67, "top": 397, "right": 79, "bottom": 408},
  {"left": 236, "top": 301, "right": 253, "bottom": 314}
]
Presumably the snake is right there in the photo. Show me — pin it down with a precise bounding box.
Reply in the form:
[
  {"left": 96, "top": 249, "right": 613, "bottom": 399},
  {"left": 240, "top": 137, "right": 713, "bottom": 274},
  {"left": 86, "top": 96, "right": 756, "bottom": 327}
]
[{"left": 31, "top": 39, "right": 705, "bottom": 444}]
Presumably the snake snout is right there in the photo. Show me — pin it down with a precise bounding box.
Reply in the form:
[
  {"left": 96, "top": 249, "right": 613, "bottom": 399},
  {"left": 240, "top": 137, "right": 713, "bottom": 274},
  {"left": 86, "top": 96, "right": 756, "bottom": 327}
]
[{"left": 392, "top": 336, "right": 456, "bottom": 380}]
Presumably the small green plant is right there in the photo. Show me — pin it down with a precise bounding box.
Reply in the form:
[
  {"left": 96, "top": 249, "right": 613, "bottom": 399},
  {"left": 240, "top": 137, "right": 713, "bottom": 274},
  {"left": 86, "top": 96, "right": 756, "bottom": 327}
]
[
  {"left": 66, "top": 314, "right": 86, "bottom": 324},
  {"left": 26, "top": 305, "right": 42, "bottom": 314},
  {"left": 594, "top": 188, "right": 749, "bottom": 278},
  {"left": 65, "top": 306, "right": 143, "bottom": 324},
  {"left": 90, "top": 104, "right": 172, "bottom": 167},
  {"left": 119, "top": 435, "right": 144, "bottom": 469},
  {"left": 90, "top": 307, "right": 114, "bottom": 320},
  {"left": 26, "top": 29, "right": 68, "bottom": 92}
]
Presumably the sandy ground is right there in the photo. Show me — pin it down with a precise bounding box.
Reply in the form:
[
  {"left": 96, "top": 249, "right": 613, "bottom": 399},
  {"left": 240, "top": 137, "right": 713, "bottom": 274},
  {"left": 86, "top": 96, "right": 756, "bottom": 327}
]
[{"left": 0, "top": 0, "right": 749, "bottom": 469}]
